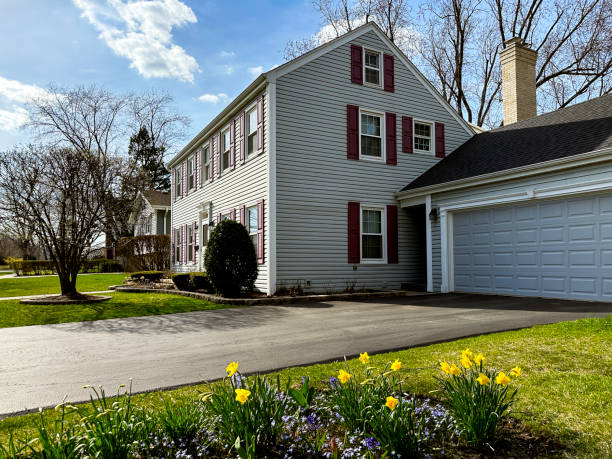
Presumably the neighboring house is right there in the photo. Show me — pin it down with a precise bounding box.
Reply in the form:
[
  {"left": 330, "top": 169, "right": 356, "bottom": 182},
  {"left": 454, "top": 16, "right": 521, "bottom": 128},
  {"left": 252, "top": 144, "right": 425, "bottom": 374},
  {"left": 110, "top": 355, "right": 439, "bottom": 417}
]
[
  {"left": 169, "top": 22, "right": 612, "bottom": 301},
  {"left": 131, "top": 190, "right": 171, "bottom": 236}
]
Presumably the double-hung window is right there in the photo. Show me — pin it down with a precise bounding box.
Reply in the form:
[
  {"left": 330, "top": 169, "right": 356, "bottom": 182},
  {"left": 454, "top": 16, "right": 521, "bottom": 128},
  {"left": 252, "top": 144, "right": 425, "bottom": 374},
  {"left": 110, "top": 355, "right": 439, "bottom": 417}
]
[
  {"left": 361, "top": 207, "right": 384, "bottom": 261},
  {"left": 222, "top": 128, "right": 231, "bottom": 171},
  {"left": 247, "top": 205, "right": 258, "bottom": 254},
  {"left": 174, "top": 228, "right": 181, "bottom": 263},
  {"left": 203, "top": 145, "right": 210, "bottom": 182},
  {"left": 414, "top": 121, "right": 433, "bottom": 153},
  {"left": 364, "top": 49, "right": 381, "bottom": 86},
  {"left": 187, "top": 225, "right": 194, "bottom": 263},
  {"left": 246, "top": 107, "right": 258, "bottom": 156},
  {"left": 175, "top": 168, "right": 182, "bottom": 198},
  {"left": 360, "top": 111, "right": 384, "bottom": 160},
  {"left": 188, "top": 155, "right": 195, "bottom": 189}
]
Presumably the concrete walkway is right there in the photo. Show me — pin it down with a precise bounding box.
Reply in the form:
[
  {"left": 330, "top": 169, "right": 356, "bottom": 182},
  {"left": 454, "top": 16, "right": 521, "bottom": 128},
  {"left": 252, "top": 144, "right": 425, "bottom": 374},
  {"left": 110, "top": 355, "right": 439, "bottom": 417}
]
[{"left": 0, "top": 293, "right": 610, "bottom": 416}]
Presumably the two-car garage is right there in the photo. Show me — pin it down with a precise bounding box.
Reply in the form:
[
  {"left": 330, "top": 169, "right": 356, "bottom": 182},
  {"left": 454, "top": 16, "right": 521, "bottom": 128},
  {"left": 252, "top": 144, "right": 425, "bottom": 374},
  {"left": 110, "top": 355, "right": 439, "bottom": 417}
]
[{"left": 452, "top": 194, "right": 612, "bottom": 301}]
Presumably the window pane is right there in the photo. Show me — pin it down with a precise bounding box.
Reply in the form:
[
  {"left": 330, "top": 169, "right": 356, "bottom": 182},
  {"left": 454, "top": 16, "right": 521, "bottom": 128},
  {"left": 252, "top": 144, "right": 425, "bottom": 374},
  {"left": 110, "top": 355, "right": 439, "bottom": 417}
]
[
  {"left": 223, "top": 151, "right": 229, "bottom": 169},
  {"left": 248, "top": 207, "right": 258, "bottom": 234},
  {"left": 361, "top": 136, "right": 381, "bottom": 157},
  {"left": 365, "top": 52, "right": 379, "bottom": 68},
  {"left": 362, "top": 209, "right": 382, "bottom": 234},
  {"left": 204, "top": 147, "right": 210, "bottom": 163},
  {"left": 414, "top": 123, "right": 431, "bottom": 137},
  {"left": 202, "top": 224, "right": 209, "bottom": 245},
  {"left": 248, "top": 109, "right": 257, "bottom": 135},
  {"left": 362, "top": 235, "right": 383, "bottom": 259},
  {"left": 360, "top": 114, "right": 380, "bottom": 136},
  {"left": 223, "top": 130, "right": 230, "bottom": 151},
  {"left": 248, "top": 132, "right": 257, "bottom": 154},
  {"left": 365, "top": 68, "right": 380, "bottom": 85},
  {"left": 415, "top": 137, "right": 431, "bottom": 151}
]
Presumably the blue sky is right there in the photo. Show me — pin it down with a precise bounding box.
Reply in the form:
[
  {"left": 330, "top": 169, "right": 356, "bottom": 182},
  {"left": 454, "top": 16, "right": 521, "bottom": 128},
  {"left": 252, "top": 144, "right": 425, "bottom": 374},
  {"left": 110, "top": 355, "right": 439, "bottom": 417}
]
[{"left": 0, "top": 0, "right": 322, "bottom": 152}]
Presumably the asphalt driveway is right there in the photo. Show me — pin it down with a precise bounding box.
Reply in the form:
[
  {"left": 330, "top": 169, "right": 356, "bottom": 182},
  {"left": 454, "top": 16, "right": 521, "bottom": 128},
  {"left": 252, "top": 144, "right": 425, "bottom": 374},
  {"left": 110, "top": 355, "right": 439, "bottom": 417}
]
[{"left": 1, "top": 293, "right": 611, "bottom": 416}]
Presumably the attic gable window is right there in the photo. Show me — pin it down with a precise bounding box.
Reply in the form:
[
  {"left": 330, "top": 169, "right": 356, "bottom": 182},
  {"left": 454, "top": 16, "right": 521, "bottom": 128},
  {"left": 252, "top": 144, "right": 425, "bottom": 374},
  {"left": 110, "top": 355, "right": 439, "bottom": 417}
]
[
  {"left": 364, "top": 49, "right": 381, "bottom": 86},
  {"left": 414, "top": 121, "right": 433, "bottom": 153}
]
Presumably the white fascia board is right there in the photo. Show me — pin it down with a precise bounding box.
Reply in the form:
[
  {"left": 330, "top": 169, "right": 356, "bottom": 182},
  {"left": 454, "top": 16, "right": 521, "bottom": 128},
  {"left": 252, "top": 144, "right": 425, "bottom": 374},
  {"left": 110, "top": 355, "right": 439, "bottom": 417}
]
[
  {"left": 395, "top": 146, "right": 612, "bottom": 201},
  {"left": 267, "top": 81, "right": 277, "bottom": 296}
]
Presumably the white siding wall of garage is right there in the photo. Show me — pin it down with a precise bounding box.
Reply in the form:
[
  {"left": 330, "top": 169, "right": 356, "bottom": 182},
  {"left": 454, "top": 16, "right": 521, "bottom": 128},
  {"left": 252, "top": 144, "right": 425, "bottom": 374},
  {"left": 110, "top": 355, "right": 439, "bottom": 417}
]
[
  {"left": 275, "top": 30, "right": 473, "bottom": 292},
  {"left": 430, "top": 159, "right": 612, "bottom": 300},
  {"left": 171, "top": 89, "right": 270, "bottom": 292}
]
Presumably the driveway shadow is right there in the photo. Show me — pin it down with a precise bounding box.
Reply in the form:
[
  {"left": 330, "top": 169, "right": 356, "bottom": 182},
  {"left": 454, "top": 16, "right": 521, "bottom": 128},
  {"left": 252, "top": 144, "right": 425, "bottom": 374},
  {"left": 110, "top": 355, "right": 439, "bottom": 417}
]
[{"left": 368, "top": 293, "right": 612, "bottom": 314}]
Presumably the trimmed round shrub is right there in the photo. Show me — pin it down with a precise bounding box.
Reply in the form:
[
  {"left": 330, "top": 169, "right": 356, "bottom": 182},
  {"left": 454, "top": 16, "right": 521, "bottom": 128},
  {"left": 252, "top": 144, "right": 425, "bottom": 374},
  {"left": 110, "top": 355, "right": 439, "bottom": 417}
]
[
  {"left": 204, "top": 220, "right": 258, "bottom": 297},
  {"left": 130, "top": 271, "right": 164, "bottom": 282},
  {"left": 191, "top": 272, "right": 212, "bottom": 292},
  {"left": 172, "top": 273, "right": 192, "bottom": 291}
]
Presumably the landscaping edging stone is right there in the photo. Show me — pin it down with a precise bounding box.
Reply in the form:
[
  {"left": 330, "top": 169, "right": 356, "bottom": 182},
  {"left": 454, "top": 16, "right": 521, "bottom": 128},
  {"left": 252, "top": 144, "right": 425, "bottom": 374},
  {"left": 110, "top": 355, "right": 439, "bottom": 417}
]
[
  {"left": 19, "top": 295, "right": 112, "bottom": 305},
  {"left": 110, "top": 286, "right": 430, "bottom": 305}
]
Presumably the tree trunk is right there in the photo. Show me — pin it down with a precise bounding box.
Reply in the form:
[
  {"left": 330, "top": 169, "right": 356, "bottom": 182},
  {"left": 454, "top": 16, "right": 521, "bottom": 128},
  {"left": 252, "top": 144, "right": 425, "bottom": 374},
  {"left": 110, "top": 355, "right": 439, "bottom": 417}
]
[{"left": 58, "top": 272, "right": 79, "bottom": 298}]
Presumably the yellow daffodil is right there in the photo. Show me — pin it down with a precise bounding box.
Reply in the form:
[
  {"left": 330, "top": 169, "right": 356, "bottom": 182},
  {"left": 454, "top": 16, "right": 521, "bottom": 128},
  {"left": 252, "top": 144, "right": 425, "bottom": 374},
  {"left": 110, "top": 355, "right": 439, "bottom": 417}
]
[
  {"left": 359, "top": 352, "right": 370, "bottom": 364},
  {"left": 385, "top": 396, "right": 399, "bottom": 411},
  {"left": 225, "top": 361, "right": 239, "bottom": 377},
  {"left": 338, "top": 369, "right": 352, "bottom": 384},
  {"left": 461, "top": 348, "right": 473, "bottom": 360},
  {"left": 509, "top": 366, "right": 522, "bottom": 378},
  {"left": 449, "top": 363, "right": 461, "bottom": 376},
  {"left": 476, "top": 373, "right": 491, "bottom": 386},
  {"left": 390, "top": 359, "right": 402, "bottom": 371},
  {"left": 474, "top": 353, "right": 485, "bottom": 365},
  {"left": 439, "top": 361, "right": 451, "bottom": 374},
  {"left": 460, "top": 355, "right": 473, "bottom": 369},
  {"left": 235, "top": 388, "right": 251, "bottom": 404},
  {"left": 495, "top": 372, "right": 511, "bottom": 386}
]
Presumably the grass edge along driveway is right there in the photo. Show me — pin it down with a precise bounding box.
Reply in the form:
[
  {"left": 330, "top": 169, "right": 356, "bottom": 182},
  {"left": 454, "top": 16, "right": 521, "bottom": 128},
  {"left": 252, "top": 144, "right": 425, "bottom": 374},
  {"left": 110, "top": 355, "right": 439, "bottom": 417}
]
[
  {"left": 0, "top": 316, "right": 610, "bottom": 457},
  {"left": 0, "top": 273, "right": 126, "bottom": 298}
]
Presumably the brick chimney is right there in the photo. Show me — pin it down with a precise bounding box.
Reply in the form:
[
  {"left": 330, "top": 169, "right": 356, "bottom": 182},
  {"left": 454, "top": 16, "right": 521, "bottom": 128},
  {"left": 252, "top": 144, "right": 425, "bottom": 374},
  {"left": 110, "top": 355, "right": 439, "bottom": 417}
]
[{"left": 500, "top": 38, "right": 537, "bottom": 124}]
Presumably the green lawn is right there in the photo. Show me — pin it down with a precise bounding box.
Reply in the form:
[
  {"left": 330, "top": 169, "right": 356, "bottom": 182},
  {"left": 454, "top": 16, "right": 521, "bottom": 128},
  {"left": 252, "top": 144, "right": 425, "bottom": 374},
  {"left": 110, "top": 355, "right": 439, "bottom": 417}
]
[
  {"left": 0, "top": 273, "right": 126, "bottom": 298},
  {"left": 0, "top": 317, "right": 609, "bottom": 456},
  {"left": 0, "top": 292, "right": 234, "bottom": 328}
]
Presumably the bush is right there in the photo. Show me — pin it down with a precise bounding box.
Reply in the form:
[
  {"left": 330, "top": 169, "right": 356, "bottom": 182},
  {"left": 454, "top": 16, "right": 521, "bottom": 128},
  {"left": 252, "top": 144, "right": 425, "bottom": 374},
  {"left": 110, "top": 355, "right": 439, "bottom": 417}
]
[
  {"left": 100, "top": 260, "right": 124, "bottom": 273},
  {"left": 437, "top": 349, "right": 520, "bottom": 444},
  {"left": 130, "top": 271, "right": 165, "bottom": 282},
  {"left": 117, "top": 235, "right": 170, "bottom": 271},
  {"left": 191, "top": 272, "right": 212, "bottom": 292},
  {"left": 204, "top": 220, "right": 258, "bottom": 297},
  {"left": 10, "top": 259, "right": 55, "bottom": 276},
  {"left": 82, "top": 258, "right": 124, "bottom": 273},
  {"left": 172, "top": 273, "right": 192, "bottom": 291}
]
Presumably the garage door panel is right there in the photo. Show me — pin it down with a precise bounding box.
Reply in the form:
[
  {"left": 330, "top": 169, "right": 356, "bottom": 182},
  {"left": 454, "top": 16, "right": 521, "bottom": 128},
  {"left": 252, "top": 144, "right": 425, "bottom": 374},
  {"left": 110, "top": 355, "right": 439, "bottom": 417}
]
[{"left": 453, "top": 194, "right": 611, "bottom": 301}]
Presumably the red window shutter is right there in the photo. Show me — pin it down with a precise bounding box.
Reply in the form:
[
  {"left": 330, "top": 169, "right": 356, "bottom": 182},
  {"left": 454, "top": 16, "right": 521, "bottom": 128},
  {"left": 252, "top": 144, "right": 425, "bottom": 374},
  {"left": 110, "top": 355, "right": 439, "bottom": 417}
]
[
  {"left": 181, "top": 224, "right": 186, "bottom": 263},
  {"left": 230, "top": 120, "right": 235, "bottom": 169},
  {"left": 171, "top": 227, "right": 174, "bottom": 262},
  {"left": 350, "top": 44, "right": 363, "bottom": 85},
  {"left": 257, "top": 96, "right": 264, "bottom": 155},
  {"left": 239, "top": 112, "right": 245, "bottom": 164},
  {"left": 402, "top": 116, "right": 413, "bottom": 153},
  {"left": 239, "top": 205, "right": 245, "bottom": 225},
  {"left": 387, "top": 205, "right": 398, "bottom": 264},
  {"left": 192, "top": 221, "right": 196, "bottom": 263},
  {"left": 257, "top": 199, "right": 264, "bottom": 264},
  {"left": 435, "top": 122, "right": 446, "bottom": 158},
  {"left": 386, "top": 112, "right": 397, "bottom": 165},
  {"left": 171, "top": 170, "right": 175, "bottom": 202},
  {"left": 346, "top": 104, "right": 359, "bottom": 160},
  {"left": 347, "top": 201, "right": 360, "bottom": 264},
  {"left": 230, "top": 208, "right": 236, "bottom": 221},
  {"left": 216, "top": 132, "right": 221, "bottom": 177},
  {"left": 383, "top": 54, "right": 394, "bottom": 92},
  {"left": 216, "top": 213, "right": 221, "bottom": 224},
  {"left": 197, "top": 149, "right": 202, "bottom": 187},
  {"left": 182, "top": 162, "right": 186, "bottom": 197},
  {"left": 208, "top": 138, "right": 214, "bottom": 183}
]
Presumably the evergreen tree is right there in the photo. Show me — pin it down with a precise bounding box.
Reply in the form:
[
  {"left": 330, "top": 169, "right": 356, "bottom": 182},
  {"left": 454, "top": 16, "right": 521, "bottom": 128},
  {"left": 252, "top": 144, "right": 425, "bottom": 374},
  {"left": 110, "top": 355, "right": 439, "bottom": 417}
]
[{"left": 128, "top": 126, "right": 170, "bottom": 192}]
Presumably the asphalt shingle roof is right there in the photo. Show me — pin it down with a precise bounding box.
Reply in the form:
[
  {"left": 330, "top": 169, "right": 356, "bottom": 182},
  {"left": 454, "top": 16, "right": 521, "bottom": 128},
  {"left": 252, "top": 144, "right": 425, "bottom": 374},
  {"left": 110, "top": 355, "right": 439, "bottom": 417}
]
[
  {"left": 142, "top": 190, "right": 170, "bottom": 207},
  {"left": 402, "top": 94, "right": 612, "bottom": 191}
]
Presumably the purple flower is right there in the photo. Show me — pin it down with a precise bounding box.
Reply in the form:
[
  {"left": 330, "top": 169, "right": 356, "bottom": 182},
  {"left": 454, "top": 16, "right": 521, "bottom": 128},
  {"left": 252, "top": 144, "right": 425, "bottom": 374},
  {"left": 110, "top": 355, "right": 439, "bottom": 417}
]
[
  {"left": 364, "top": 437, "right": 380, "bottom": 450},
  {"left": 329, "top": 376, "right": 339, "bottom": 390}
]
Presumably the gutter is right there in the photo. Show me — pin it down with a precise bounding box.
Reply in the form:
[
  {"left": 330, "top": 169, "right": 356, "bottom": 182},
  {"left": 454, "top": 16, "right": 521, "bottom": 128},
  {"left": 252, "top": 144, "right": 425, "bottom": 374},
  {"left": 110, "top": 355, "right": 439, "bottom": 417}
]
[
  {"left": 168, "top": 74, "right": 268, "bottom": 168},
  {"left": 395, "top": 146, "right": 612, "bottom": 200}
]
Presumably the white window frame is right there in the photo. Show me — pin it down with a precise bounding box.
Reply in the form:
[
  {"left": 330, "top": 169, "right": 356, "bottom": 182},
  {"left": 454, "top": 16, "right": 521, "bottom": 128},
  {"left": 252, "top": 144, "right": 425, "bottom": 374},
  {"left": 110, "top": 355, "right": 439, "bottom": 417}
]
[
  {"left": 187, "top": 224, "right": 194, "bottom": 263},
  {"left": 246, "top": 204, "right": 259, "bottom": 255},
  {"left": 359, "top": 109, "right": 386, "bottom": 162},
  {"left": 363, "top": 48, "right": 383, "bottom": 88},
  {"left": 360, "top": 205, "right": 386, "bottom": 264},
  {"left": 221, "top": 126, "right": 231, "bottom": 172},
  {"left": 188, "top": 155, "right": 195, "bottom": 190},
  {"left": 175, "top": 167, "right": 182, "bottom": 198},
  {"left": 413, "top": 119, "right": 434, "bottom": 155},
  {"left": 174, "top": 228, "right": 181, "bottom": 264},
  {"left": 203, "top": 144, "right": 210, "bottom": 183},
  {"left": 245, "top": 102, "right": 258, "bottom": 158}
]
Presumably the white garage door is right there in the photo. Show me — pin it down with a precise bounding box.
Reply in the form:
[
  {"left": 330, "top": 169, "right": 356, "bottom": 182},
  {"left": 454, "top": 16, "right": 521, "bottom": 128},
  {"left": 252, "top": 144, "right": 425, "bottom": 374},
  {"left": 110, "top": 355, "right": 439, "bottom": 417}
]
[{"left": 453, "top": 194, "right": 612, "bottom": 301}]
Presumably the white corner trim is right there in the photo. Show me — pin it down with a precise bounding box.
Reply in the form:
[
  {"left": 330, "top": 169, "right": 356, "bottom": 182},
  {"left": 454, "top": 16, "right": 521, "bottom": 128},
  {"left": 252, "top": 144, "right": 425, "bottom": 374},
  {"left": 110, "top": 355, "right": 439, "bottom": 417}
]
[
  {"left": 440, "top": 210, "right": 449, "bottom": 293},
  {"left": 267, "top": 82, "right": 277, "bottom": 296},
  {"left": 425, "top": 195, "right": 433, "bottom": 292}
]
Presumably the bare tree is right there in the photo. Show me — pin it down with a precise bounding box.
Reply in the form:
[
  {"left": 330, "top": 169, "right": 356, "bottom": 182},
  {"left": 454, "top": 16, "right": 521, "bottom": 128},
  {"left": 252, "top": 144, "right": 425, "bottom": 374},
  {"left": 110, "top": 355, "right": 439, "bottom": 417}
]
[
  {"left": 0, "top": 216, "right": 40, "bottom": 260},
  {"left": 0, "top": 145, "right": 119, "bottom": 298}
]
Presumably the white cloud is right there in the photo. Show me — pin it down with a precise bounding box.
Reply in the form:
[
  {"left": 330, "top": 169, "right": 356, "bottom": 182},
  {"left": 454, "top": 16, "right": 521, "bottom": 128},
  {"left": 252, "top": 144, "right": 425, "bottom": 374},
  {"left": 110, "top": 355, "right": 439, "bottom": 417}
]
[
  {"left": 223, "top": 65, "right": 234, "bottom": 75},
  {"left": 248, "top": 66, "right": 264, "bottom": 76},
  {"left": 0, "top": 106, "right": 29, "bottom": 132},
  {"left": 0, "top": 76, "right": 49, "bottom": 104},
  {"left": 220, "top": 50, "right": 235, "bottom": 58},
  {"left": 73, "top": 0, "right": 199, "bottom": 83},
  {"left": 198, "top": 93, "right": 229, "bottom": 104}
]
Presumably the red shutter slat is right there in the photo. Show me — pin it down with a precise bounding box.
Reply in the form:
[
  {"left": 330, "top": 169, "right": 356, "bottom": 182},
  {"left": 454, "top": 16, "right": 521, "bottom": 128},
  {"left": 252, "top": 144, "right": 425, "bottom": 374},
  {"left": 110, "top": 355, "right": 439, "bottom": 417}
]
[
  {"left": 347, "top": 201, "right": 360, "bottom": 264},
  {"left": 387, "top": 205, "right": 398, "bottom": 264},
  {"left": 383, "top": 54, "right": 394, "bottom": 92},
  {"left": 350, "top": 44, "right": 363, "bottom": 85},
  {"left": 230, "top": 208, "right": 236, "bottom": 221},
  {"left": 385, "top": 112, "right": 397, "bottom": 165},
  {"left": 239, "top": 205, "right": 245, "bottom": 225},
  {"left": 216, "top": 132, "right": 221, "bottom": 177},
  {"left": 208, "top": 138, "right": 214, "bottom": 183},
  {"left": 230, "top": 120, "right": 235, "bottom": 169},
  {"left": 257, "top": 96, "right": 264, "bottom": 155},
  {"left": 347, "top": 104, "right": 359, "bottom": 160},
  {"left": 402, "top": 116, "right": 413, "bottom": 153},
  {"left": 257, "top": 199, "right": 264, "bottom": 264},
  {"left": 435, "top": 122, "right": 445, "bottom": 158},
  {"left": 239, "top": 111, "right": 245, "bottom": 164}
]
